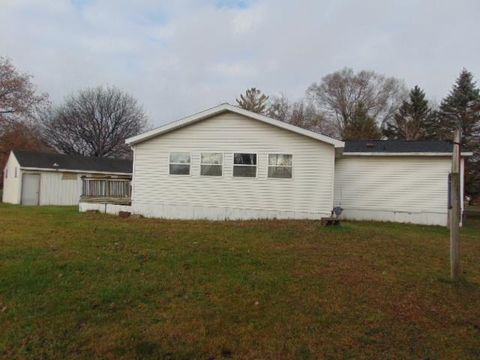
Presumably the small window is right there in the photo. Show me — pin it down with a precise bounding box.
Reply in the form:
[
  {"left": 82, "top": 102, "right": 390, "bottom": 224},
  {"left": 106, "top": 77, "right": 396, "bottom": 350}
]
[
  {"left": 268, "top": 154, "right": 293, "bottom": 178},
  {"left": 62, "top": 172, "right": 77, "bottom": 180},
  {"left": 233, "top": 153, "right": 257, "bottom": 177},
  {"left": 169, "top": 152, "right": 191, "bottom": 175},
  {"left": 201, "top": 153, "right": 223, "bottom": 176},
  {"left": 14, "top": 167, "right": 18, "bottom": 178}
]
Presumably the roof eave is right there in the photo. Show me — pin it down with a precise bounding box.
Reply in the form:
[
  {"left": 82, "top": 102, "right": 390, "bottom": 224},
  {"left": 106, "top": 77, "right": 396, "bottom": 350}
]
[
  {"left": 19, "top": 166, "right": 132, "bottom": 175},
  {"left": 342, "top": 152, "right": 473, "bottom": 157}
]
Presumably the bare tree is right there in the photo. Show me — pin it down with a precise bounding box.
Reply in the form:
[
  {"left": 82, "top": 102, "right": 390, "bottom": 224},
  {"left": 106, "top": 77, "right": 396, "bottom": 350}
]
[
  {"left": 42, "top": 86, "right": 148, "bottom": 158},
  {"left": 289, "top": 100, "right": 337, "bottom": 137},
  {"left": 0, "top": 57, "right": 48, "bottom": 129},
  {"left": 236, "top": 88, "right": 269, "bottom": 114},
  {"left": 267, "top": 94, "right": 337, "bottom": 137},
  {"left": 307, "top": 68, "right": 407, "bottom": 139},
  {"left": 267, "top": 94, "right": 290, "bottom": 122},
  {"left": 0, "top": 57, "right": 51, "bottom": 187}
]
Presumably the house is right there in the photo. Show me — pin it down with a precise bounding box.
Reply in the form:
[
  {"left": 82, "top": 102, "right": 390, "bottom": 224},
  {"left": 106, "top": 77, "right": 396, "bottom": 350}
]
[
  {"left": 119, "top": 103, "right": 471, "bottom": 226},
  {"left": 2, "top": 150, "right": 132, "bottom": 206}
]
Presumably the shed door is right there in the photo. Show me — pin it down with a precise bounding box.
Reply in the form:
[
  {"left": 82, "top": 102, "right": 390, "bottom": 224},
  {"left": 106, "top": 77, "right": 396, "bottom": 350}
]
[{"left": 21, "top": 174, "right": 40, "bottom": 205}]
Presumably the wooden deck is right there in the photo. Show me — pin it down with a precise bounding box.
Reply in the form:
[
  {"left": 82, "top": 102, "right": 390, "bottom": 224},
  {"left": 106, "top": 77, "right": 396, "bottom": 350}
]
[{"left": 80, "top": 196, "right": 131, "bottom": 205}]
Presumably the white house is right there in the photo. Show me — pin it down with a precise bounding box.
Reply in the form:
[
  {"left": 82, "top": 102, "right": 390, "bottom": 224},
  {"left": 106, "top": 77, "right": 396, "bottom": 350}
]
[
  {"left": 2, "top": 150, "right": 132, "bottom": 206},
  {"left": 122, "top": 103, "right": 471, "bottom": 226}
]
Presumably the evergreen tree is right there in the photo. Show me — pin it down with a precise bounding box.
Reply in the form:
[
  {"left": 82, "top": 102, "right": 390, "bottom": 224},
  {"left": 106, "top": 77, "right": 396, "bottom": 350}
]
[
  {"left": 344, "top": 102, "right": 382, "bottom": 140},
  {"left": 437, "top": 69, "right": 480, "bottom": 196},
  {"left": 423, "top": 109, "right": 443, "bottom": 140},
  {"left": 236, "top": 88, "right": 269, "bottom": 114},
  {"left": 383, "top": 86, "right": 431, "bottom": 140},
  {"left": 438, "top": 69, "right": 480, "bottom": 143}
]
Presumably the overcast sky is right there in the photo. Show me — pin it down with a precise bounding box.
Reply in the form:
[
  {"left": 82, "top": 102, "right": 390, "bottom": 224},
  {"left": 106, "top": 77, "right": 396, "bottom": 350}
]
[{"left": 1, "top": 0, "right": 479, "bottom": 126}]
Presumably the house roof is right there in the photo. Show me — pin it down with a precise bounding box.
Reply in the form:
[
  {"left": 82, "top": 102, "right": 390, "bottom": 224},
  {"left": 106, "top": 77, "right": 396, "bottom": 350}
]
[
  {"left": 126, "top": 103, "right": 345, "bottom": 148},
  {"left": 12, "top": 150, "right": 132, "bottom": 174},
  {"left": 343, "top": 140, "right": 473, "bottom": 156}
]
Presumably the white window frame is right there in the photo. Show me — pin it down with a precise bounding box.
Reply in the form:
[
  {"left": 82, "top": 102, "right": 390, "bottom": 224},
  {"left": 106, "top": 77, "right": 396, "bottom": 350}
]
[
  {"left": 168, "top": 151, "right": 192, "bottom": 176},
  {"left": 232, "top": 152, "right": 258, "bottom": 178},
  {"left": 200, "top": 152, "right": 224, "bottom": 177},
  {"left": 267, "top": 153, "right": 294, "bottom": 180}
]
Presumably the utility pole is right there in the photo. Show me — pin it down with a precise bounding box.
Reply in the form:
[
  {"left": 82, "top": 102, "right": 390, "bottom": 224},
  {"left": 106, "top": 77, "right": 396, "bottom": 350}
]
[{"left": 450, "top": 127, "right": 461, "bottom": 280}]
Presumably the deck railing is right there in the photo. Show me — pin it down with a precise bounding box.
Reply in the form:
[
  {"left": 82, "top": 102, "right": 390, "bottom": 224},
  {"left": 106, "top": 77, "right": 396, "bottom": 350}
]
[{"left": 81, "top": 178, "right": 131, "bottom": 201}]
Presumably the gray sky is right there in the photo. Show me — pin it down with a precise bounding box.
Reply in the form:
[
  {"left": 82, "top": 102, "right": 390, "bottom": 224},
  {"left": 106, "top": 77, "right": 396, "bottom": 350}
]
[{"left": 1, "top": 0, "right": 479, "bottom": 126}]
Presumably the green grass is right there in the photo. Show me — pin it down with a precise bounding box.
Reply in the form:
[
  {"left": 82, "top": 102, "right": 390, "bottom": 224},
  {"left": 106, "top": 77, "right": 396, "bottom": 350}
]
[
  {"left": 466, "top": 205, "right": 480, "bottom": 219},
  {"left": 0, "top": 204, "right": 479, "bottom": 359}
]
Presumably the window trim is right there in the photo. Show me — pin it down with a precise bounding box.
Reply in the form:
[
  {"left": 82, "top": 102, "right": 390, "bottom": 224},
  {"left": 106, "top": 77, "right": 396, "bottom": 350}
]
[
  {"left": 168, "top": 151, "right": 192, "bottom": 176},
  {"left": 232, "top": 152, "right": 258, "bottom": 179},
  {"left": 200, "top": 152, "right": 224, "bottom": 177},
  {"left": 267, "top": 153, "right": 294, "bottom": 180}
]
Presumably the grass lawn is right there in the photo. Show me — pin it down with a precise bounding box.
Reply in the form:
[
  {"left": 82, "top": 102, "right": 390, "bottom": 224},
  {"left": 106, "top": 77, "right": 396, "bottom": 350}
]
[{"left": 0, "top": 205, "right": 479, "bottom": 359}]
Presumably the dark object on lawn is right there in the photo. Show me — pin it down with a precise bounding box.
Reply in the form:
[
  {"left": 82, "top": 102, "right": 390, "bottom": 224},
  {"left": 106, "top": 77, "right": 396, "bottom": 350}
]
[
  {"left": 332, "top": 206, "right": 343, "bottom": 217},
  {"left": 321, "top": 207, "right": 344, "bottom": 226},
  {"left": 119, "top": 211, "right": 131, "bottom": 218}
]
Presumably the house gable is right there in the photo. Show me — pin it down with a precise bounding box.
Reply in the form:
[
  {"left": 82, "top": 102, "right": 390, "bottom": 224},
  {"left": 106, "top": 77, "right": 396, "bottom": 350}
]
[{"left": 126, "top": 103, "right": 344, "bottom": 148}]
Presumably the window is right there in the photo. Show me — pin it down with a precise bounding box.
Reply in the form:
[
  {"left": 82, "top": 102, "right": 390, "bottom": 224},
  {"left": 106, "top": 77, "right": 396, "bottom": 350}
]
[
  {"left": 268, "top": 154, "right": 293, "bottom": 178},
  {"left": 201, "top": 153, "right": 223, "bottom": 176},
  {"left": 233, "top": 153, "right": 257, "bottom": 177},
  {"left": 14, "top": 167, "right": 18, "bottom": 178},
  {"left": 169, "top": 152, "right": 191, "bottom": 175}
]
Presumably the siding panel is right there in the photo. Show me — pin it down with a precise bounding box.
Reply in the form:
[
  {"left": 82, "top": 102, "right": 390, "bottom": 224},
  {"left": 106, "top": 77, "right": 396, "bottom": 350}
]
[
  {"left": 39, "top": 172, "right": 83, "bottom": 205},
  {"left": 334, "top": 156, "right": 450, "bottom": 225}
]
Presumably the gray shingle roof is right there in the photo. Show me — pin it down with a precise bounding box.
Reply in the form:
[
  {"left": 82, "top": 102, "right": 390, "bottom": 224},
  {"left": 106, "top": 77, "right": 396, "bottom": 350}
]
[
  {"left": 13, "top": 150, "right": 132, "bottom": 174},
  {"left": 344, "top": 140, "right": 453, "bottom": 153}
]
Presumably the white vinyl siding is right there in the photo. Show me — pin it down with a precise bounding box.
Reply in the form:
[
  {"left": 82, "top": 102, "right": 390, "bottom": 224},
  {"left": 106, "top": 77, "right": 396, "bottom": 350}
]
[
  {"left": 37, "top": 171, "right": 83, "bottom": 205},
  {"left": 2, "top": 152, "right": 22, "bottom": 204},
  {"left": 334, "top": 156, "right": 451, "bottom": 226},
  {"left": 132, "top": 112, "right": 335, "bottom": 219}
]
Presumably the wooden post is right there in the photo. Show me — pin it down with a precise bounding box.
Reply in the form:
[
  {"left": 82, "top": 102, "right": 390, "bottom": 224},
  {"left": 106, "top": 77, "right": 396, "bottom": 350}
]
[{"left": 450, "top": 128, "right": 461, "bottom": 280}]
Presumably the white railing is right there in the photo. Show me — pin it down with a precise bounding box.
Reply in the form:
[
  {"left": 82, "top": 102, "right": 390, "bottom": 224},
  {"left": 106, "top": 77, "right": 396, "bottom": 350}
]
[{"left": 81, "top": 178, "right": 131, "bottom": 199}]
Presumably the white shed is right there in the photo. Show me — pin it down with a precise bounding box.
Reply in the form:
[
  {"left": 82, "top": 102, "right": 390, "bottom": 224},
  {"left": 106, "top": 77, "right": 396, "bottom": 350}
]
[
  {"left": 126, "top": 103, "right": 344, "bottom": 220},
  {"left": 2, "top": 150, "right": 132, "bottom": 206}
]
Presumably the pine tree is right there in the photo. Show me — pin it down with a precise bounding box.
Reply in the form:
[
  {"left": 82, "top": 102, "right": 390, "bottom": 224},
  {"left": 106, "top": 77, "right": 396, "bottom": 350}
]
[
  {"left": 423, "top": 110, "right": 443, "bottom": 140},
  {"left": 438, "top": 69, "right": 480, "bottom": 144},
  {"left": 383, "top": 86, "right": 431, "bottom": 140},
  {"left": 236, "top": 88, "right": 269, "bottom": 114},
  {"left": 438, "top": 69, "right": 480, "bottom": 196},
  {"left": 344, "top": 102, "right": 382, "bottom": 140}
]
